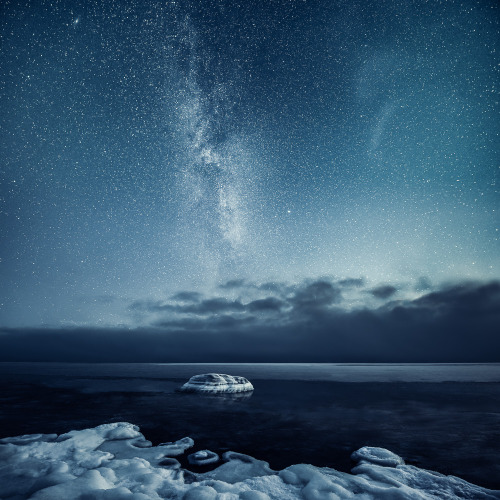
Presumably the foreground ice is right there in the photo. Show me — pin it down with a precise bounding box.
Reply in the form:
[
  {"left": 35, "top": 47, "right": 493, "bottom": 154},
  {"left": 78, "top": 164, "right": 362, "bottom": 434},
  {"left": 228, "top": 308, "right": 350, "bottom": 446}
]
[
  {"left": 188, "top": 450, "right": 219, "bottom": 466},
  {"left": 1, "top": 423, "right": 499, "bottom": 500},
  {"left": 180, "top": 373, "right": 254, "bottom": 393}
]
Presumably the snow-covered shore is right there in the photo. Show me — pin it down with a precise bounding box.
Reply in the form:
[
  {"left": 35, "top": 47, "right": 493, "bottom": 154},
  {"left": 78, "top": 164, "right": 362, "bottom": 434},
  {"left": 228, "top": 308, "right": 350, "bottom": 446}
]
[{"left": 1, "top": 422, "right": 499, "bottom": 499}]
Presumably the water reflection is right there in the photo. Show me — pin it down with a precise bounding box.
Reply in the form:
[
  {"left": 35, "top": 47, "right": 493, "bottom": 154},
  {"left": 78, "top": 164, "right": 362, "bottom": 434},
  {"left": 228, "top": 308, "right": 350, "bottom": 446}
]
[{"left": 177, "top": 390, "right": 254, "bottom": 402}]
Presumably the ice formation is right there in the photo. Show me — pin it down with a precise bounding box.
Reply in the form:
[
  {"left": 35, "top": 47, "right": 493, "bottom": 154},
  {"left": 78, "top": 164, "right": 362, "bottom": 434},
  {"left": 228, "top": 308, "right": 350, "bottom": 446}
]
[
  {"left": 1, "top": 422, "right": 499, "bottom": 499},
  {"left": 179, "top": 373, "right": 254, "bottom": 393},
  {"left": 188, "top": 450, "right": 219, "bottom": 466}
]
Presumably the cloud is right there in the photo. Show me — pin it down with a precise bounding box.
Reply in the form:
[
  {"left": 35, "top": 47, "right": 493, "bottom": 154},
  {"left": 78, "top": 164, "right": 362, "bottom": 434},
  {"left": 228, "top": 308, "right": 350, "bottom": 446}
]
[
  {"left": 370, "top": 285, "right": 398, "bottom": 299},
  {"left": 413, "top": 281, "right": 500, "bottom": 317},
  {"left": 218, "top": 279, "right": 247, "bottom": 290},
  {"left": 129, "top": 300, "right": 166, "bottom": 312},
  {"left": 415, "top": 277, "right": 432, "bottom": 292},
  {"left": 247, "top": 297, "right": 286, "bottom": 312},
  {"left": 185, "top": 298, "right": 246, "bottom": 315},
  {"left": 256, "top": 281, "right": 291, "bottom": 295},
  {"left": 1, "top": 279, "right": 499, "bottom": 362},
  {"left": 290, "top": 280, "right": 342, "bottom": 310},
  {"left": 338, "top": 278, "right": 365, "bottom": 288},
  {"left": 130, "top": 298, "right": 246, "bottom": 316},
  {"left": 170, "top": 291, "right": 203, "bottom": 303},
  {"left": 217, "top": 279, "right": 292, "bottom": 296}
]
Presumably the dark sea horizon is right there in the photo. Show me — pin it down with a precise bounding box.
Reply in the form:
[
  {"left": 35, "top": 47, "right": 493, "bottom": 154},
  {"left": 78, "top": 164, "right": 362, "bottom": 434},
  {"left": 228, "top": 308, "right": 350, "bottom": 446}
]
[{"left": 1, "top": 362, "right": 499, "bottom": 490}]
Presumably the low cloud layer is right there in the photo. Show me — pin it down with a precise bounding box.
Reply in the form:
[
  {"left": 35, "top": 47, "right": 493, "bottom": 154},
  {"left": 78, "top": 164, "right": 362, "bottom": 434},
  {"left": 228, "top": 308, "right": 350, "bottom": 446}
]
[
  {"left": 370, "top": 285, "right": 398, "bottom": 299},
  {"left": 1, "top": 279, "right": 499, "bottom": 362}
]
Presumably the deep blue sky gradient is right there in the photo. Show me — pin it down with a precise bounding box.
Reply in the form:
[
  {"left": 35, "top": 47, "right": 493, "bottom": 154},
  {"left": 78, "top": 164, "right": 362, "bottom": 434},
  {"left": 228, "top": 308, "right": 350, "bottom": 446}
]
[{"left": 0, "top": 0, "right": 499, "bottom": 360}]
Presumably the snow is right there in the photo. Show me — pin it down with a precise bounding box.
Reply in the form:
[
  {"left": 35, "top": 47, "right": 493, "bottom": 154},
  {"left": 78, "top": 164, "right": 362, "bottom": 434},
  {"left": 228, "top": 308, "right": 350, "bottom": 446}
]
[
  {"left": 1, "top": 422, "right": 499, "bottom": 500},
  {"left": 188, "top": 450, "right": 219, "bottom": 466},
  {"left": 179, "top": 373, "right": 254, "bottom": 393},
  {"left": 351, "top": 446, "right": 405, "bottom": 467}
]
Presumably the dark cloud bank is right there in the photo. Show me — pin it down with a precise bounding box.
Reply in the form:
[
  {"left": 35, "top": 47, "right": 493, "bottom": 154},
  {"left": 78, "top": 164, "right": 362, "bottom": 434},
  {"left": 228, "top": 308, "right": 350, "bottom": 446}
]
[{"left": 1, "top": 279, "right": 499, "bottom": 362}]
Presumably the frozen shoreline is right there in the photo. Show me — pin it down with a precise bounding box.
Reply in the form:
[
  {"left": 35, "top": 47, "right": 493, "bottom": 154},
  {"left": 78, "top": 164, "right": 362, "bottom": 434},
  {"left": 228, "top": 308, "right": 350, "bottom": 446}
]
[{"left": 1, "top": 422, "right": 499, "bottom": 499}]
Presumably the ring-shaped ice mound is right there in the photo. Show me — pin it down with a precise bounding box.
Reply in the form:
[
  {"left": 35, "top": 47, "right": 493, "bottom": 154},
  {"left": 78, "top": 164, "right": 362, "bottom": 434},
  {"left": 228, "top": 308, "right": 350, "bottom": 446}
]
[
  {"left": 188, "top": 450, "right": 219, "bottom": 466},
  {"left": 179, "top": 373, "right": 254, "bottom": 393}
]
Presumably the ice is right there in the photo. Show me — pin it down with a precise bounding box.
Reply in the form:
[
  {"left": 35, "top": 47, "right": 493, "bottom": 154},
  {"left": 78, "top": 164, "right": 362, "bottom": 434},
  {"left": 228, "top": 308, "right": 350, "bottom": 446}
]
[
  {"left": 202, "top": 452, "right": 274, "bottom": 483},
  {"left": 179, "top": 373, "right": 254, "bottom": 393},
  {"left": 1, "top": 422, "right": 499, "bottom": 499},
  {"left": 351, "top": 446, "right": 405, "bottom": 467},
  {"left": 188, "top": 450, "right": 219, "bottom": 466}
]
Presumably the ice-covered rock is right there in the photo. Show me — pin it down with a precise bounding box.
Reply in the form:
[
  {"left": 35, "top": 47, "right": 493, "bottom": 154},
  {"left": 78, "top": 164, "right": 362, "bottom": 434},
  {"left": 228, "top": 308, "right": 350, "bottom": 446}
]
[
  {"left": 1, "top": 422, "right": 499, "bottom": 499},
  {"left": 179, "top": 373, "right": 254, "bottom": 393}
]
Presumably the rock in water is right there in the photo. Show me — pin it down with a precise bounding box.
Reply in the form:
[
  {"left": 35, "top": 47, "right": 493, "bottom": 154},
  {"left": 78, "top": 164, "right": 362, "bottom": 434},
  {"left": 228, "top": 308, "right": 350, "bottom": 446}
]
[{"left": 179, "top": 373, "right": 254, "bottom": 393}]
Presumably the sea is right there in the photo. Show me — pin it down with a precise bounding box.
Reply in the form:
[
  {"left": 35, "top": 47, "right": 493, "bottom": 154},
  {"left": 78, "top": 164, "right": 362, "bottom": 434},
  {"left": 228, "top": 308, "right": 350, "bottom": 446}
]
[{"left": 1, "top": 363, "right": 499, "bottom": 489}]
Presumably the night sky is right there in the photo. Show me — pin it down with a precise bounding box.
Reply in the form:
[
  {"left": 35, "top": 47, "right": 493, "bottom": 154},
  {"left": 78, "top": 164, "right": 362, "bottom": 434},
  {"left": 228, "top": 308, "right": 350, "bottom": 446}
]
[{"left": 1, "top": 0, "right": 499, "bottom": 361}]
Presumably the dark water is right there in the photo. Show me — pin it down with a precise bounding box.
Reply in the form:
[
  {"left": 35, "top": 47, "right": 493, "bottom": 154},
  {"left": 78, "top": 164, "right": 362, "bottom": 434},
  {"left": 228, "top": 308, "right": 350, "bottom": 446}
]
[{"left": 1, "top": 363, "right": 499, "bottom": 489}]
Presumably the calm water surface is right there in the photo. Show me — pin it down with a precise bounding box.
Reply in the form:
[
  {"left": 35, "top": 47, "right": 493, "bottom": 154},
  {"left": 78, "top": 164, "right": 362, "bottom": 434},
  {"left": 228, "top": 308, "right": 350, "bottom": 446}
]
[{"left": 1, "top": 363, "right": 499, "bottom": 489}]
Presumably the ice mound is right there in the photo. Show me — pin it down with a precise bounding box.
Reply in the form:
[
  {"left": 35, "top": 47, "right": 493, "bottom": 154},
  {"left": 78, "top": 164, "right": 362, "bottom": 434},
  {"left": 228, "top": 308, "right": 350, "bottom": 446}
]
[
  {"left": 351, "top": 446, "right": 405, "bottom": 467},
  {"left": 1, "top": 422, "right": 499, "bottom": 500},
  {"left": 188, "top": 450, "right": 219, "bottom": 466},
  {"left": 179, "top": 373, "right": 254, "bottom": 393}
]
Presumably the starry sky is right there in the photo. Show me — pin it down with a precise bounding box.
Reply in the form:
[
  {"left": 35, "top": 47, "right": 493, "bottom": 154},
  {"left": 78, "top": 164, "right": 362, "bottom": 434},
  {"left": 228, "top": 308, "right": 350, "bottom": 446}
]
[{"left": 0, "top": 0, "right": 499, "bottom": 361}]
